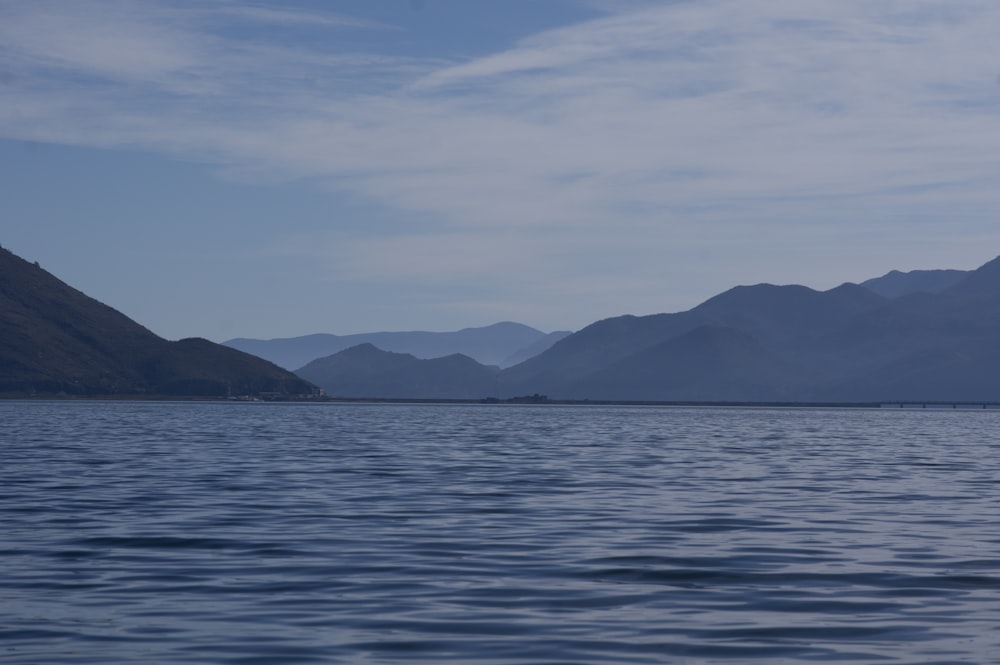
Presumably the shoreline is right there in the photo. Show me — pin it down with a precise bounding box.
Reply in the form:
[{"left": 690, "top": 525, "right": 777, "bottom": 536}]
[{"left": 4, "top": 394, "right": 999, "bottom": 409}]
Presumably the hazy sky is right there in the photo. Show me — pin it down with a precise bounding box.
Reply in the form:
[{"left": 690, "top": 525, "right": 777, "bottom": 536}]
[{"left": 3, "top": 0, "right": 1000, "bottom": 341}]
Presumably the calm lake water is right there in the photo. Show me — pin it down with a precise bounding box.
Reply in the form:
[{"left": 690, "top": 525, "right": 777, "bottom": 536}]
[{"left": 1, "top": 401, "right": 999, "bottom": 664}]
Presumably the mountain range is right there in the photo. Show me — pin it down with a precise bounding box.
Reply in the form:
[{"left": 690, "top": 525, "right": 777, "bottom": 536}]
[
  {"left": 860, "top": 268, "right": 967, "bottom": 299},
  {"left": 6, "top": 241, "right": 998, "bottom": 403},
  {"left": 296, "top": 343, "right": 499, "bottom": 400},
  {"left": 0, "top": 246, "right": 315, "bottom": 398},
  {"left": 224, "top": 323, "right": 571, "bottom": 370},
  {"left": 298, "top": 258, "right": 1000, "bottom": 403}
]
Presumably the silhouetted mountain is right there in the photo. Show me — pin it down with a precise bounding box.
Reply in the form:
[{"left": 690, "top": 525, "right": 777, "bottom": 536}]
[
  {"left": 690, "top": 282, "right": 886, "bottom": 344},
  {"left": 500, "top": 281, "right": 885, "bottom": 397},
  {"left": 860, "top": 268, "right": 967, "bottom": 299},
  {"left": 811, "top": 256, "right": 1000, "bottom": 401},
  {"left": 498, "top": 314, "right": 681, "bottom": 396},
  {"left": 560, "top": 326, "right": 805, "bottom": 401},
  {"left": 499, "top": 330, "right": 572, "bottom": 367},
  {"left": 941, "top": 255, "right": 1000, "bottom": 303},
  {"left": 225, "top": 321, "right": 559, "bottom": 370},
  {"left": 310, "top": 255, "right": 1000, "bottom": 402},
  {"left": 0, "top": 247, "right": 315, "bottom": 397},
  {"left": 296, "top": 344, "right": 499, "bottom": 399},
  {"left": 824, "top": 340, "right": 1000, "bottom": 402}
]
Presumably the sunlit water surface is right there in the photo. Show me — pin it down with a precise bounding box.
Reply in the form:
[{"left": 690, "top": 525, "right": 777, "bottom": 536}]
[{"left": 1, "top": 401, "right": 999, "bottom": 664}]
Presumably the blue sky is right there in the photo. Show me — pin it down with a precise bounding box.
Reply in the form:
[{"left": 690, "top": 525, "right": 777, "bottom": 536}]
[{"left": 3, "top": 0, "right": 1000, "bottom": 341}]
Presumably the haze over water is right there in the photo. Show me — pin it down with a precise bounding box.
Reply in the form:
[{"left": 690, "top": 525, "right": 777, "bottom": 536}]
[{"left": 2, "top": 401, "right": 999, "bottom": 663}]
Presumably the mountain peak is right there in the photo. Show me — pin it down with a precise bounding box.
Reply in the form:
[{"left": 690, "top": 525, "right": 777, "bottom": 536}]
[
  {"left": 860, "top": 267, "right": 968, "bottom": 299},
  {"left": 941, "top": 255, "right": 1000, "bottom": 301},
  {"left": 0, "top": 247, "right": 315, "bottom": 397},
  {"left": 227, "top": 321, "right": 559, "bottom": 370},
  {"left": 297, "top": 343, "right": 499, "bottom": 399}
]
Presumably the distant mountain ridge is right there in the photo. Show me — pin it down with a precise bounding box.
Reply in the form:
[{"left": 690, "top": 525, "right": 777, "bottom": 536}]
[
  {"left": 296, "top": 344, "right": 499, "bottom": 400},
  {"left": 8, "top": 243, "right": 995, "bottom": 403},
  {"left": 860, "top": 268, "right": 968, "bottom": 299},
  {"left": 299, "top": 257, "right": 1000, "bottom": 402},
  {"left": 224, "top": 323, "right": 571, "bottom": 370},
  {"left": 0, "top": 246, "right": 315, "bottom": 397}
]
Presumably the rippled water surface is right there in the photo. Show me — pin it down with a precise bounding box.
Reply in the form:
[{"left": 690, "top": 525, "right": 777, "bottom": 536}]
[{"left": 2, "top": 401, "right": 999, "bottom": 664}]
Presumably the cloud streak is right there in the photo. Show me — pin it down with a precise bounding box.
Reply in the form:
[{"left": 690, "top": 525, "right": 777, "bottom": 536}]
[{"left": 3, "top": 0, "right": 1000, "bottom": 328}]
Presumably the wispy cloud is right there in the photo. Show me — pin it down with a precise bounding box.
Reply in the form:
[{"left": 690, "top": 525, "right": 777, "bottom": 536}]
[
  {"left": 0, "top": 0, "right": 200, "bottom": 81},
  {"left": 3, "top": 0, "right": 1000, "bottom": 324},
  {"left": 201, "top": 3, "right": 395, "bottom": 30}
]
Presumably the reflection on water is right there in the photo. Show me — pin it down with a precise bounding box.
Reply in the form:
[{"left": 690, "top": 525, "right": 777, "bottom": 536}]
[{"left": 1, "top": 401, "right": 999, "bottom": 663}]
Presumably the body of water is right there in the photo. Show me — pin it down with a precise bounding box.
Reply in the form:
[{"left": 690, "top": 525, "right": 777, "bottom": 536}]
[{"left": 1, "top": 401, "right": 998, "bottom": 663}]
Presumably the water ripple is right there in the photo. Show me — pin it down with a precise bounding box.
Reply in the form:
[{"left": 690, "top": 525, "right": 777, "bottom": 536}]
[{"left": 2, "top": 402, "right": 999, "bottom": 663}]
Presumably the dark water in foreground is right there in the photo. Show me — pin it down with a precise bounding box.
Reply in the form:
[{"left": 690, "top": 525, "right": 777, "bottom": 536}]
[{"left": 1, "top": 402, "right": 999, "bottom": 664}]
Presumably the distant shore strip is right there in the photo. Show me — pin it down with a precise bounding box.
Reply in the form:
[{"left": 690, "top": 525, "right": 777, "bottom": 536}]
[{"left": 4, "top": 393, "right": 1000, "bottom": 410}]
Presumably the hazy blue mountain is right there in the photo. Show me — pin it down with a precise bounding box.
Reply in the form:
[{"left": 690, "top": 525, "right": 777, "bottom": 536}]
[
  {"left": 499, "top": 330, "right": 572, "bottom": 368},
  {"left": 823, "top": 341, "right": 1000, "bottom": 402},
  {"left": 558, "top": 325, "right": 806, "bottom": 402},
  {"left": 690, "top": 282, "right": 887, "bottom": 344},
  {"left": 0, "top": 247, "right": 315, "bottom": 397},
  {"left": 225, "top": 321, "right": 556, "bottom": 370},
  {"left": 500, "top": 281, "right": 886, "bottom": 397},
  {"left": 941, "top": 255, "right": 1000, "bottom": 303},
  {"left": 860, "top": 268, "right": 967, "bottom": 299},
  {"left": 498, "top": 314, "right": 685, "bottom": 396},
  {"left": 812, "top": 256, "right": 1000, "bottom": 401},
  {"left": 296, "top": 344, "right": 499, "bottom": 399},
  {"left": 311, "top": 256, "right": 1000, "bottom": 402}
]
